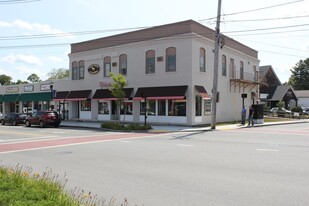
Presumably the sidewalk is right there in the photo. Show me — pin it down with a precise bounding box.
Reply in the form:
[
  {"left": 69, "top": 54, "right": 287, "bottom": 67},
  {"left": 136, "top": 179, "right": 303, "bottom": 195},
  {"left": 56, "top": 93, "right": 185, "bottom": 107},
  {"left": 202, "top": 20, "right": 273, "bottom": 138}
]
[{"left": 60, "top": 119, "right": 308, "bottom": 132}]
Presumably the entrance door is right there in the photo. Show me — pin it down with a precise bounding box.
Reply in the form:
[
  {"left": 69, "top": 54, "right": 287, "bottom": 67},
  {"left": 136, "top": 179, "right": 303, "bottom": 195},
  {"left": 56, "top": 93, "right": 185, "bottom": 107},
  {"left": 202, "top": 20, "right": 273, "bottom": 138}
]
[{"left": 111, "top": 100, "right": 117, "bottom": 120}]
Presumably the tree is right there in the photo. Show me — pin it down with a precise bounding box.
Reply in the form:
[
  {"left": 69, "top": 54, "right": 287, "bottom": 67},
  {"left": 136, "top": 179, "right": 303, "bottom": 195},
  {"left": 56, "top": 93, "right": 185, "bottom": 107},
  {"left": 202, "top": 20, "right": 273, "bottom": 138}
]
[
  {"left": 109, "top": 73, "right": 127, "bottom": 122},
  {"left": 288, "top": 58, "right": 309, "bottom": 90},
  {"left": 47, "top": 68, "right": 69, "bottom": 80},
  {"left": 15, "top": 80, "right": 29, "bottom": 84},
  {"left": 0, "top": 74, "right": 12, "bottom": 85},
  {"left": 27, "top": 73, "right": 41, "bottom": 83}
]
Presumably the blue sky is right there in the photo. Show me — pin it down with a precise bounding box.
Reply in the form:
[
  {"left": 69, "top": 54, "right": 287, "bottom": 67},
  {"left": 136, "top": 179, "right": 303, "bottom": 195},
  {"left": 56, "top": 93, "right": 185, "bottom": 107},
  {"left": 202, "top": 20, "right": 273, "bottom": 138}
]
[{"left": 0, "top": 0, "right": 308, "bottom": 83}]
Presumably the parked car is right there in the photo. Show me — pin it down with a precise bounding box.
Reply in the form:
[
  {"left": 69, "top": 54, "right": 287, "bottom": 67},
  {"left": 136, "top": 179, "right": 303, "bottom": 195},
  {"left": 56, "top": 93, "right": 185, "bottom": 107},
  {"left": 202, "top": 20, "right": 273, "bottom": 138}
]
[
  {"left": 0, "top": 112, "right": 3, "bottom": 123},
  {"left": 1, "top": 113, "right": 27, "bottom": 126},
  {"left": 25, "top": 111, "right": 61, "bottom": 128},
  {"left": 303, "top": 108, "right": 309, "bottom": 115},
  {"left": 269, "top": 107, "right": 291, "bottom": 117}
]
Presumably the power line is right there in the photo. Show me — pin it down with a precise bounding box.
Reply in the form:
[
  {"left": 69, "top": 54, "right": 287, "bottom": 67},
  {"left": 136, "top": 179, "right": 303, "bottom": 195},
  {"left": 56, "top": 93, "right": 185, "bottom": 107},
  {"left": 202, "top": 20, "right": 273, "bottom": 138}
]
[
  {"left": 229, "top": 28, "right": 309, "bottom": 37},
  {"left": 222, "top": 14, "right": 309, "bottom": 23},
  {"left": 198, "top": 0, "right": 304, "bottom": 22},
  {"left": 0, "top": 43, "right": 69, "bottom": 49},
  {"left": 222, "top": 0, "right": 304, "bottom": 17},
  {"left": 0, "top": 27, "right": 148, "bottom": 41},
  {"left": 224, "top": 23, "right": 309, "bottom": 34},
  {"left": 0, "top": 0, "right": 41, "bottom": 4}
]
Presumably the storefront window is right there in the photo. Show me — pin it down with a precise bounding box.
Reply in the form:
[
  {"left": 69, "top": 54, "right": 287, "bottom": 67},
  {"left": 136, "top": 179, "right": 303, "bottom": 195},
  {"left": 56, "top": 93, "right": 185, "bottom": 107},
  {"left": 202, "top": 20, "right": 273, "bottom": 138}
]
[
  {"left": 140, "top": 100, "right": 155, "bottom": 115},
  {"left": 98, "top": 101, "right": 109, "bottom": 114},
  {"left": 196, "top": 96, "right": 202, "bottom": 116},
  {"left": 204, "top": 99, "right": 211, "bottom": 115},
  {"left": 158, "top": 100, "right": 166, "bottom": 116},
  {"left": 168, "top": 100, "right": 186, "bottom": 116},
  {"left": 22, "top": 101, "right": 33, "bottom": 114},
  {"left": 81, "top": 100, "right": 91, "bottom": 111},
  {"left": 120, "top": 100, "right": 133, "bottom": 115}
]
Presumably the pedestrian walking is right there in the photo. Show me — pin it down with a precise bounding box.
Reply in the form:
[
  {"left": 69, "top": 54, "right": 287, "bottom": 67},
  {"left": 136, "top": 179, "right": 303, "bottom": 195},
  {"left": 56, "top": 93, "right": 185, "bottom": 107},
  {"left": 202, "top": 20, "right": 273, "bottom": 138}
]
[
  {"left": 248, "top": 105, "right": 254, "bottom": 126},
  {"left": 241, "top": 106, "right": 246, "bottom": 125}
]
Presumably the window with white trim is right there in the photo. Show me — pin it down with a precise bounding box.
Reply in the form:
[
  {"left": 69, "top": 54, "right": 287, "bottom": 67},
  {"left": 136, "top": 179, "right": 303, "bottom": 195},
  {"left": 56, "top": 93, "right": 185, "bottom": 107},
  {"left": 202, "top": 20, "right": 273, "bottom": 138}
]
[
  {"left": 146, "top": 50, "right": 155, "bottom": 74},
  {"left": 119, "top": 54, "right": 127, "bottom": 75},
  {"left": 166, "top": 47, "right": 176, "bottom": 72},
  {"left": 222, "top": 55, "right": 226, "bottom": 76},
  {"left": 200, "top": 48, "right": 206, "bottom": 72},
  {"left": 104, "top": 56, "right": 111, "bottom": 77}
]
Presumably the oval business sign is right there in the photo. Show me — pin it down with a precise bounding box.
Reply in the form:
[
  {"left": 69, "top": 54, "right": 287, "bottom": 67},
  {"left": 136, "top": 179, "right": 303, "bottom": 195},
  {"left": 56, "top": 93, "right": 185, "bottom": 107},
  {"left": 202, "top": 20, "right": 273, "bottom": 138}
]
[{"left": 88, "top": 64, "right": 100, "bottom": 74}]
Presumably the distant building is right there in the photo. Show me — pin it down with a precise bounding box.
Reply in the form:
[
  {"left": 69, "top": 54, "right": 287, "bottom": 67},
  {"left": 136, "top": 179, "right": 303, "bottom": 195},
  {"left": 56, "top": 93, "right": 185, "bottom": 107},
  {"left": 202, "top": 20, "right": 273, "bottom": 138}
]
[
  {"left": 0, "top": 20, "right": 260, "bottom": 125},
  {"left": 294, "top": 90, "right": 309, "bottom": 108},
  {"left": 259, "top": 65, "right": 297, "bottom": 109}
]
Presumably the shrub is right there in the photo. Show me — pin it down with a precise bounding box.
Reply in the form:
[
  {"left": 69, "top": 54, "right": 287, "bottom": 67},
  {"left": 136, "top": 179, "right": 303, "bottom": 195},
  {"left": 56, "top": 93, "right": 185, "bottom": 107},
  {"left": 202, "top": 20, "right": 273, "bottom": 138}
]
[
  {"left": 291, "top": 106, "right": 303, "bottom": 114},
  {"left": 101, "top": 122, "right": 152, "bottom": 131}
]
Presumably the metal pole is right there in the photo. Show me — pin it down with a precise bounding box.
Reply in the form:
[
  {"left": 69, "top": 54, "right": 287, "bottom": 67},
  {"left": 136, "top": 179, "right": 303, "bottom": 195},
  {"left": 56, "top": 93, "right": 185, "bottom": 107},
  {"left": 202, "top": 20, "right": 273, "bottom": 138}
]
[
  {"left": 144, "top": 96, "right": 147, "bottom": 126},
  {"left": 211, "top": 0, "right": 222, "bottom": 130}
]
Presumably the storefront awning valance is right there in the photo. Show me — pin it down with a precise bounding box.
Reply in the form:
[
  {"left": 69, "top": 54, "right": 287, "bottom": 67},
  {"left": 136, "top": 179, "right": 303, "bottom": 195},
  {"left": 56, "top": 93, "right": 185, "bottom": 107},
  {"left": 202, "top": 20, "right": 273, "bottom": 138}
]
[
  {"left": 18, "top": 92, "right": 51, "bottom": 102},
  {"left": 134, "top": 85, "right": 187, "bottom": 100},
  {"left": 53, "top": 91, "right": 70, "bottom": 101},
  {"left": 93, "top": 88, "right": 133, "bottom": 100},
  {"left": 1, "top": 94, "right": 20, "bottom": 103},
  {"left": 195, "top": 85, "right": 210, "bottom": 99},
  {"left": 66, "top": 90, "right": 92, "bottom": 101}
]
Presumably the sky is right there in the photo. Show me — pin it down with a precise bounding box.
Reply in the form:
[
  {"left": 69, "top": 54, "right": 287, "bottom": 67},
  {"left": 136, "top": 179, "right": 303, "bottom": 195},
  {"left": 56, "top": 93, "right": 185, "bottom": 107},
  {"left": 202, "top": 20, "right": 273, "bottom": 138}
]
[{"left": 0, "top": 0, "right": 308, "bottom": 83}]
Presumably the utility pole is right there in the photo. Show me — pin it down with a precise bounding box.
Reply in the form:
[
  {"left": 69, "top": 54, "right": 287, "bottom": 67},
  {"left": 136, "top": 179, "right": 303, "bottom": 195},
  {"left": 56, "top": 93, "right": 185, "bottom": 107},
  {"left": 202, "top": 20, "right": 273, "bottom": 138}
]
[{"left": 211, "top": 0, "right": 222, "bottom": 129}]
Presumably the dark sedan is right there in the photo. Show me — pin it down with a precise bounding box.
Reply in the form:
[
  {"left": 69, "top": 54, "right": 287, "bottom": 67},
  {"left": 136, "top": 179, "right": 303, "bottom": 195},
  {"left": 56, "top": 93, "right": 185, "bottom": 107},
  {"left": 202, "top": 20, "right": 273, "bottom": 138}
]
[{"left": 1, "top": 113, "right": 27, "bottom": 126}]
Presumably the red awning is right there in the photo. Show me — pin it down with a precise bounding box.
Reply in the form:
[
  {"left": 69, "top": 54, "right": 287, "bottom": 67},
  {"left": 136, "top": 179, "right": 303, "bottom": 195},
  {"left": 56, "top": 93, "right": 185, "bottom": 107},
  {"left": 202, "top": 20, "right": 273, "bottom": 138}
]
[
  {"left": 195, "top": 85, "right": 210, "bottom": 99},
  {"left": 53, "top": 91, "right": 69, "bottom": 101},
  {"left": 134, "top": 86, "right": 187, "bottom": 100},
  {"left": 65, "top": 90, "right": 92, "bottom": 101},
  {"left": 92, "top": 88, "right": 133, "bottom": 100}
]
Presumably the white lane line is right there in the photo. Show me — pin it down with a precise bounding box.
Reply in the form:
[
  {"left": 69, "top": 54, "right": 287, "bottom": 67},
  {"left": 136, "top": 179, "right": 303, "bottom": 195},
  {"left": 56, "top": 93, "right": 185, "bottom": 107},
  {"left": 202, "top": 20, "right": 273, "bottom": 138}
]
[
  {"left": 177, "top": 144, "right": 194, "bottom": 147},
  {"left": 118, "top": 140, "right": 132, "bottom": 143},
  {"left": 256, "top": 149, "right": 279, "bottom": 152}
]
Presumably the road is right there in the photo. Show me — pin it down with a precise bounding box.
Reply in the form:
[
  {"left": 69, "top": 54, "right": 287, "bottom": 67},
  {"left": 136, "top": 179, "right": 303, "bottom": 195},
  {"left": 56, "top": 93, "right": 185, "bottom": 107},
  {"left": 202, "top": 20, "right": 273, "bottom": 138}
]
[{"left": 0, "top": 123, "right": 309, "bottom": 206}]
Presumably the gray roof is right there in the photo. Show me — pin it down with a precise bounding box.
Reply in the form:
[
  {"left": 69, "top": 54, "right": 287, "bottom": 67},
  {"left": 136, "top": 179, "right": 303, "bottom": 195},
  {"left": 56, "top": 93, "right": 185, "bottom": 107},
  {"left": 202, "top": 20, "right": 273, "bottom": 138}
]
[
  {"left": 259, "top": 65, "right": 282, "bottom": 85},
  {"left": 268, "top": 86, "right": 293, "bottom": 100},
  {"left": 294, "top": 90, "right": 309, "bottom": 98},
  {"left": 70, "top": 20, "right": 258, "bottom": 58}
]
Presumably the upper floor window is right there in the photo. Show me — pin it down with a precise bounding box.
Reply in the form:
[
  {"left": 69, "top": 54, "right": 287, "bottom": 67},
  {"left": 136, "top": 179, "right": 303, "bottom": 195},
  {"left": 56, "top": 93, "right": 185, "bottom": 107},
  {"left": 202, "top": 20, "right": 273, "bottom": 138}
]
[
  {"left": 72, "top": 60, "right": 85, "bottom": 80},
  {"left": 166, "top": 47, "right": 176, "bottom": 72},
  {"left": 119, "top": 54, "right": 127, "bottom": 75},
  {"left": 240, "top": 61, "right": 244, "bottom": 79},
  {"left": 253, "top": 65, "right": 258, "bottom": 82},
  {"left": 230, "top": 58, "right": 235, "bottom": 78},
  {"left": 200, "top": 48, "right": 206, "bottom": 72},
  {"left": 222, "top": 55, "right": 227, "bottom": 76},
  {"left": 72, "top": 61, "right": 78, "bottom": 80},
  {"left": 146, "top": 50, "right": 155, "bottom": 74},
  {"left": 79, "top": 60, "right": 85, "bottom": 79},
  {"left": 104, "top": 56, "right": 111, "bottom": 77}
]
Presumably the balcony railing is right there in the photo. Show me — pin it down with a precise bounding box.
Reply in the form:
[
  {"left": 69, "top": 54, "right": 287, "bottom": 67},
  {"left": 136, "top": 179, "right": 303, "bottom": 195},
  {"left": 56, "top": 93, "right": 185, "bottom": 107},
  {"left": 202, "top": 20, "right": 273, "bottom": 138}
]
[{"left": 230, "top": 71, "right": 258, "bottom": 83}]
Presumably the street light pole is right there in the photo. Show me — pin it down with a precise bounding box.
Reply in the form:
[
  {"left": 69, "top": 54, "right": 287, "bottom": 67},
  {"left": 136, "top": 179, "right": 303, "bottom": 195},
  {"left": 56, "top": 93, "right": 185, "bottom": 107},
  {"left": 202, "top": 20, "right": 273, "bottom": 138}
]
[
  {"left": 141, "top": 93, "right": 147, "bottom": 126},
  {"left": 50, "top": 84, "right": 54, "bottom": 101},
  {"left": 50, "top": 83, "right": 54, "bottom": 110},
  {"left": 211, "top": 0, "right": 222, "bottom": 130}
]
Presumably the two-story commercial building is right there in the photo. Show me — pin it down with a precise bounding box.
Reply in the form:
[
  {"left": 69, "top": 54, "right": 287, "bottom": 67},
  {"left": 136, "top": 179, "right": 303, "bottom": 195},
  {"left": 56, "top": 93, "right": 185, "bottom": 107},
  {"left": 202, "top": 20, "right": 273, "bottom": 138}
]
[{"left": 0, "top": 20, "right": 260, "bottom": 126}]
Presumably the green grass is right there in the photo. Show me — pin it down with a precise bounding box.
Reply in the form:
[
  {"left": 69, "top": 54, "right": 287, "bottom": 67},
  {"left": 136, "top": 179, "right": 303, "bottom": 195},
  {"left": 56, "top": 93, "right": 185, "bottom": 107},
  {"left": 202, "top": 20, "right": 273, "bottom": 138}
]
[{"left": 0, "top": 164, "right": 129, "bottom": 206}]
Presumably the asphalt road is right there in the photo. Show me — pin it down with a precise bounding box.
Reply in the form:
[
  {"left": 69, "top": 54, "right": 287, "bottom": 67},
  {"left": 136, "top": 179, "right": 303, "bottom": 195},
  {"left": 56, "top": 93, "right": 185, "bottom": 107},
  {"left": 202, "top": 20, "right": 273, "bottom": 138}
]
[{"left": 0, "top": 123, "right": 309, "bottom": 206}]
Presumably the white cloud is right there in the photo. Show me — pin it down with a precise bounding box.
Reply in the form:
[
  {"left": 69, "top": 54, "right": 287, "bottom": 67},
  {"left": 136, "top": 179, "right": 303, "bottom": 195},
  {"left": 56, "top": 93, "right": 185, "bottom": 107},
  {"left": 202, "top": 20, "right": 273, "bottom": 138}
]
[
  {"left": 0, "top": 20, "right": 73, "bottom": 37},
  {"left": 15, "top": 65, "right": 44, "bottom": 81},
  {"left": 46, "top": 56, "right": 64, "bottom": 62},
  {"left": 0, "top": 54, "right": 42, "bottom": 65}
]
